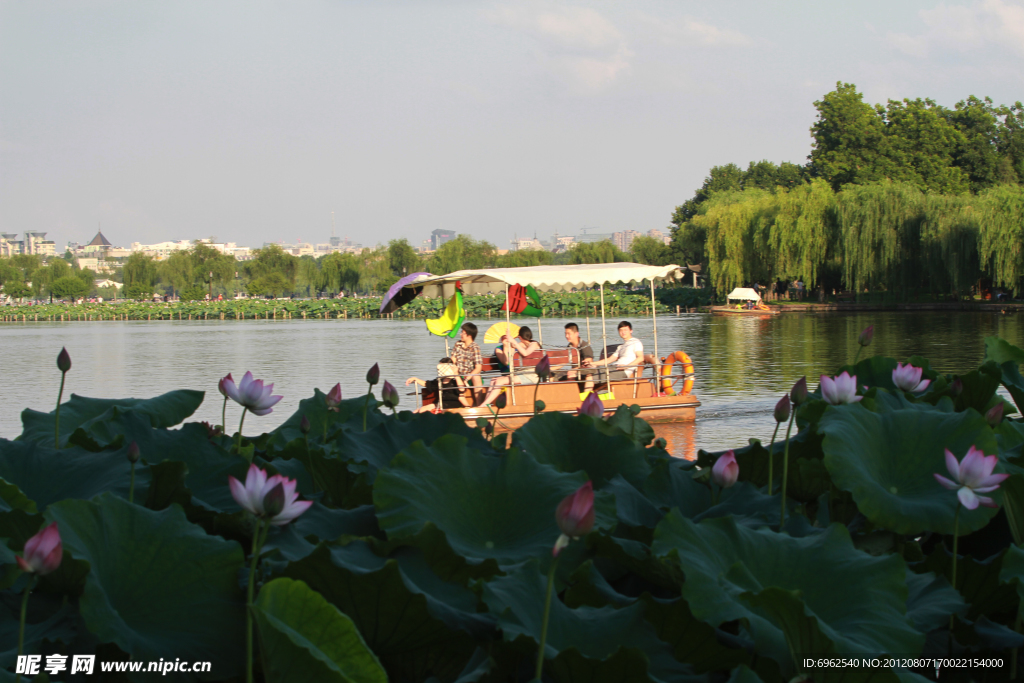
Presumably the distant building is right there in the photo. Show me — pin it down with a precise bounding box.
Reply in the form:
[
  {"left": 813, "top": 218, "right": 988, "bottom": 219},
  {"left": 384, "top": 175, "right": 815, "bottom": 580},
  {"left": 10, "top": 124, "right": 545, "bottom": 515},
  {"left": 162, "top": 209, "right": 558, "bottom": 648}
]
[
  {"left": 648, "top": 228, "right": 671, "bottom": 246},
  {"left": 0, "top": 232, "right": 56, "bottom": 257},
  {"left": 612, "top": 230, "right": 641, "bottom": 252},
  {"left": 512, "top": 237, "right": 545, "bottom": 251},
  {"left": 131, "top": 238, "right": 248, "bottom": 260},
  {"left": 574, "top": 232, "right": 614, "bottom": 244},
  {"left": 431, "top": 229, "right": 456, "bottom": 250},
  {"left": 83, "top": 230, "right": 113, "bottom": 254}
]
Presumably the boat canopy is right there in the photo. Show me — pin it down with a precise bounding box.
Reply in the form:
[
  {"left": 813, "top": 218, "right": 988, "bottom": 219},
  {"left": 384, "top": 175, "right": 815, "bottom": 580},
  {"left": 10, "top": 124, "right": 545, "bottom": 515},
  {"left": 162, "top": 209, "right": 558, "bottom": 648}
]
[
  {"left": 725, "top": 287, "right": 762, "bottom": 301},
  {"left": 405, "top": 262, "right": 687, "bottom": 298}
]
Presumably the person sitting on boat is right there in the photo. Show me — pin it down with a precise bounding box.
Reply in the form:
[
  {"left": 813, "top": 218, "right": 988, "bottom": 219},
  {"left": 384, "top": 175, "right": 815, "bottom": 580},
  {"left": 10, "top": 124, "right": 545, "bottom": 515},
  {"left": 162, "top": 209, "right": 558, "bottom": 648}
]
[
  {"left": 584, "top": 320, "right": 644, "bottom": 380},
  {"left": 406, "top": 358, "right": 474, "bottom": 413},
  {"left": 479, "top": 326, "right": 543, "bottom": 407},
  {"left": 453, "top": 322, "right": 484, "bottom": 404},
  {"left": 553, "top": 322, "right": 595, "bottom": 389}
]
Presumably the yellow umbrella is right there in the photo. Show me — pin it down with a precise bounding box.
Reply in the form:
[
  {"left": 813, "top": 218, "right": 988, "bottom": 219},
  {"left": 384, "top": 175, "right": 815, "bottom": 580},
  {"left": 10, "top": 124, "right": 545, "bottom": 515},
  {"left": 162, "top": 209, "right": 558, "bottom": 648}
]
[{"left": 484, "top": 321, "right": 520, "bottom": 344}]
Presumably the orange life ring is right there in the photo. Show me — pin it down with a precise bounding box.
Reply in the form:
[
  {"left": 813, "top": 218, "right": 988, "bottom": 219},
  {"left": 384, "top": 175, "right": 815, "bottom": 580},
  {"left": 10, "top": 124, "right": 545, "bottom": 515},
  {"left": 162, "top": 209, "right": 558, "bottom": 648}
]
[{"left": 659, "top": 351, "right": 694, "bottom": 396}]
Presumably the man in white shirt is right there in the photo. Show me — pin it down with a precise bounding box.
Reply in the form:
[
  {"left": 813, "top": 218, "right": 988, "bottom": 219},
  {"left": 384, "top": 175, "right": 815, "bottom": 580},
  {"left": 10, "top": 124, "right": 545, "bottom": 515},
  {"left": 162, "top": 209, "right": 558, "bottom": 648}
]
[{"left": 585, "top": 320, "right": 644, "bottom": 380}]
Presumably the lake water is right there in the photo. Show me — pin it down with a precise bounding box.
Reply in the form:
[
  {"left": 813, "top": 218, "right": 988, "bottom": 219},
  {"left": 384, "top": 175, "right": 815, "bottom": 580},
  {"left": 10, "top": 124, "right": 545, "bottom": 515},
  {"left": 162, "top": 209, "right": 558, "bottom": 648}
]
[{"left": 1, "top": 311, "right": 1021, "bottom": 457}]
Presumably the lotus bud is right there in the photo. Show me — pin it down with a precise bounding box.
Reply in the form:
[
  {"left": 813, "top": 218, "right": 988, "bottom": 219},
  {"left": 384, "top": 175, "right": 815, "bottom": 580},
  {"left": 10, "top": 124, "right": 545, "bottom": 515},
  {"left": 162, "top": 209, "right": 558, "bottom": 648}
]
[
  {"left": 126, "top": 441, "right": 140, "bottom": 464},
  {"left": 577, "top": 393, "right": 604, "bottom": 418},
  {"left": 382, "top": 380, "right": 399, "bottom": 408},
  {"left": 986, "top": 403, "right": 1004, "bottom": 427},
  {"left": 262, "top": 482, "right": 286, "bottom": 519},
  {"left": 535, "top": 356, "right": 551, "bottom": 380},
  {"left": 712, "top": 451, "right": 739, "bottom": 489},
  {"left": 57, "top": 347, "right": 71, "bottom": 373},
  {"left": 857, "top": 325, "right": 874, "bottom": 347},
  {"left": 218, "top": 373, "right": 234, "bottom": 398},
  {"left": 300, "top": 415, "right": 311, "bottom": 435},
  {"left": 790, "top": 376, "right": 808, "bottom": 406},
  {"left": 325, "top": 383, "right": 342, "bottom": 411},
  {"left": 494, "top": 392, "right": 507, "bottom": 410},
  {"left": 555, "top": 481, "right": 595, "bottom": 540},
  {"left": 16, "top": 522, "right": 63, "bottom": 576},
  {"left": 774, "top": 395, "right": 791, "bottom": 423},
  {"left": 653, "top": 437, "right": 667, "bottom": 450},
  {"left": 534, "top": 400, "right": 546, "bottom": 412},
  {"left": 366, "top": 363, "right": 380, "bottom": 386}
]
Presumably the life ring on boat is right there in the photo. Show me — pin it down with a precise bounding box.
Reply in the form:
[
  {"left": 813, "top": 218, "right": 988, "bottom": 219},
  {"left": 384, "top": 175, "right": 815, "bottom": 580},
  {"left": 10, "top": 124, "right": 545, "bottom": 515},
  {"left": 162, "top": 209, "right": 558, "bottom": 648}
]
[{"left": 659, "top": 351, "right": 694, "bottom": 396}]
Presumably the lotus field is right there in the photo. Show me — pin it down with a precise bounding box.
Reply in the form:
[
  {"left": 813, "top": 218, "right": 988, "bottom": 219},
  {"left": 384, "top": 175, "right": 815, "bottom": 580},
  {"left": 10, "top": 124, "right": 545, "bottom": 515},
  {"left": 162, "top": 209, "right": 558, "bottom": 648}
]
[
  {"left": 0, "top": 287, "right": 714, "bottom": 323},
  {"left": 3, "top": 332, "right": 1024, "bottom": 682}
]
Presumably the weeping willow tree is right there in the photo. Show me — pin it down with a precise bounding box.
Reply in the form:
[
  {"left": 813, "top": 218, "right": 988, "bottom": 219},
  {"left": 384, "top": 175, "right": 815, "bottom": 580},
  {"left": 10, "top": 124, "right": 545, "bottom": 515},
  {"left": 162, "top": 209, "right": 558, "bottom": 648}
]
[
  {"left": 977, "top": 184, "right": 1024, "bottom": 294},
  {"left": 696, "top": 188, "right": 777, "bottom": 293},
  {"left": 768, "top": 179, "right": 836, "bottom": 290},
  {"left": 918, "top": 193, "right": 982, "bottom": 298},
  {"left": 834, "top": 181, "right": 926, "bottom": 297}
]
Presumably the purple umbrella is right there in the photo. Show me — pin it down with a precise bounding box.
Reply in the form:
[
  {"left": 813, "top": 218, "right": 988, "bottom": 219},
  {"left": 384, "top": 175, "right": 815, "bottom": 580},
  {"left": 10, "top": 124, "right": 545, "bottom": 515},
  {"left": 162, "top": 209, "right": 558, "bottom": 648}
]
[{"left": 380, "top": 272, "right": 433, "bottom": 315}]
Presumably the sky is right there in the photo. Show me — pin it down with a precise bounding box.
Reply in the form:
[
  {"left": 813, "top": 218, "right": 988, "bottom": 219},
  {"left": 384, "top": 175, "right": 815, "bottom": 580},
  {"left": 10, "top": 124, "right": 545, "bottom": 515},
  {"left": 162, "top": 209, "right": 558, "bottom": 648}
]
[{"left": 2, "top": 0, "right": 1024, "bottom": 252}]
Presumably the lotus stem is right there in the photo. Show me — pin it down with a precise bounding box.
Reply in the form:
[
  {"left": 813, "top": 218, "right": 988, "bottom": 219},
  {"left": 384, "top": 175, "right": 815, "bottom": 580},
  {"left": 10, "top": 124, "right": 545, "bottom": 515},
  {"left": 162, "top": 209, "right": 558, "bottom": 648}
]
[
  {"left": 949, "top": 503, "right": 962, "bottom": 637},
  {"left": 128, "top": 462, "right": 136, "bottom": 504},
  {"left": 54, "top": 371, "right": 66, "bottom": 449},
  {"left": 1013, "top": 611, "right": 1022, "bottom": 679},
  {"left": 221, "top": 395, "right": 228, "bottom": 434},
  {"left": 246, "top": 519, "right": 266, "bottom": 683},
  {"left": 363, "top": 388, "right": 372, "bottom": 431},
  {"left": 536, "top": 556, "right": 560, "bottom": 680},
  {"left": 853, "top": 346, "right": 863, "bottom": 365},
  {"left": 16, "top": 576, "right": 35, "bottom": 683},
  {"left": 766, "top": 421, "right": 780, "bottom": 496},
  {"left": 305, "top": 435, "right": 319, "bottom": 495},
  {"left": 779, "top": 411, "right": 796, "bottom": 529},
  {"left": 534, "top": 383, "right": 540, "bottom": 416},
  {"left": 237, "top": 408, "right": 248, "bottom": 456}
]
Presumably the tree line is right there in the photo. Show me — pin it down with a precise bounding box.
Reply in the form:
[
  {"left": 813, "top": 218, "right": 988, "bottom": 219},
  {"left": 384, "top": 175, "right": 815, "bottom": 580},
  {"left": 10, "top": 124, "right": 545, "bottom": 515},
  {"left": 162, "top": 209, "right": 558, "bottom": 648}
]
[{"left": 668, "top": 82, "right": 1024, "bottom": 297}]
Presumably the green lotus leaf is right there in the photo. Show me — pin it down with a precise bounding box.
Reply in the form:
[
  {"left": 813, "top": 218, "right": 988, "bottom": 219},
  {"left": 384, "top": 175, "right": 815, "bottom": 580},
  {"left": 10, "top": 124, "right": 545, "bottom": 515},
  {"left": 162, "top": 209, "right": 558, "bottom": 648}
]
[
  {"left": 262, "top": 504, "right": 380, "bottom": 562},
  {"left": 374, "top": 435, "right": 615, "bottom": 566},
  {"left": 0, "top": 441, "right": 135, "bottom": 509},
  {"left": 652, "top": 513, "right": 922, "bottom": 677},
  {"left": 333, "top": 410, "right": 493, "bottom": 481},
  {"left": 819, "top": 403, "right": 999, "bottom": 534},
  {"left": 999, "top": 361, "right": 1024, "bottom": 416},
  {"left": 951, "top": 362, "right": 1003, "bottom": 415},
  {"left": 20, "top": 390, "right": 205, "bottom": 446},
  {"left": 864, "top": 390, "right": 956, "bottom": 414},
  {"left": 422, "top": 648, "right": 493, "bottom": 683},
  {"left": 834, "top": 355, "right": 900, "bottom": 391},
  {"left": 598, "top": 404, "right": 657, "bottom": 447},
  {"left": 697, "top": 425, "right": 825, "bottom": 497},
  {"left": 0, "top": 599, "right": 77, "bottom": 673},
  {"left": 985, "top": 336, "right": 1024, "bottom": 366},
  {"left": 602, "top": 475, "right": 665, "bottom": 528},
  {"left": 725, "top": 666, "right": 765, "bottom": 683},
  {"left": 916, "top": 545, "right": 1015, "bottom": 621},
  {"left": 479, "top": 559, "right": 697, "bottom": 683},
  {"left": 254, "top": 577, "right": 386, "bottom": 683},
  {"left": 0, "top": 477, "right": 36, "bottom": 515},
  {"left": 511, "top": 412, "right": 653, "bottom": 487},
  {"left": 46, "top": 494, "right": 245, "bottom": 679},
  {"left": 642, "top": 459, "right": 710, "bottom": 517},
  {"left": 998, "top": 543, "right": 1024, "bottom": 608},
  {"left": 275, "top": 542, "right": 482, "bottom": 681}
]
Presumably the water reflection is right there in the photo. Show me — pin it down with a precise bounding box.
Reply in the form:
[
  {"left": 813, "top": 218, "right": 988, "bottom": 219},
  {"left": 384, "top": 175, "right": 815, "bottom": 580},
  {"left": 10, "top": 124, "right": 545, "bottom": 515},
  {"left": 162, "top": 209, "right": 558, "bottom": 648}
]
[{"left": 0, "top": 311, "right": 1020, "bottom": 453}]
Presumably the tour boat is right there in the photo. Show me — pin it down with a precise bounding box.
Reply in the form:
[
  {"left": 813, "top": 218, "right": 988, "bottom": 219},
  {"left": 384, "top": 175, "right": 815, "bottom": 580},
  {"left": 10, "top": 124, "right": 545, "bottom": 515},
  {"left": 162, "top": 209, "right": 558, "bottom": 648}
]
[
  {"left": 396, "top": 263, "right": 701, "bottom": 429},
  {"left": 710, "top": 287, "right": 780, "bottom": 315}
]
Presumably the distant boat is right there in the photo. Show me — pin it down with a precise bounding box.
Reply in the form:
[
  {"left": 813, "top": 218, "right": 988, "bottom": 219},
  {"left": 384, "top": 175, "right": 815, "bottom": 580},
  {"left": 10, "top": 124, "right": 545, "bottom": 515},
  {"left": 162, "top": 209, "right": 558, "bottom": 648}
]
[{"left": 711, "top": 287, "right": 780, "bottom": 315}]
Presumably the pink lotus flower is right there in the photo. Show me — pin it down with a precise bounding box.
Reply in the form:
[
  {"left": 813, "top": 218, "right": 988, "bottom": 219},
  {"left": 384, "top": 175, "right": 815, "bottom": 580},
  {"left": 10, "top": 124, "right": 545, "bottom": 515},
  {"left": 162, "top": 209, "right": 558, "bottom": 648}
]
[
  {"left": 577, "top": 392, "right": 604, "bottom": 418},
  {"left": 712, "top": 450, "right": 739, "bottom": 488},
  {"left": 218, "top": 373, "right": 234, "bottom": 398},
  {"left": 858, "top": 325, "right": 874, "bottom": 347},
  {"left": 229, "top": 464, "right": 312, "bottom": 526},
  {"left": 325, "top": 383, "right": 342, "bottom": 411},
  {"left": 934, "top": 446, "right": 1008, "bottom": 510},
  {"left": 553, "top": 481, "right": 595, "bottom": 556},
  {"left": 774, "top": 395, "right": 791, "bottom": 423},
  {"left": 986, "top": 403, "right": 1004, "bottom": 427},
  {"left": 892, "top": 362, "right": 930, "bottom": 393},
  {"left": 17, "top": 522, "right": 62, "bottom": 576},
  {"left": 820, "top": 371, "right": 862, "bottom": 405},
  {"left": 790, "top": 376, "right": 808, "bottom": 406},
  {"left": 222, "top": 371, "right": 283, "bottom": 416},
  {"left": 382, "top": 380, "right": 399, "bottom": 408}
]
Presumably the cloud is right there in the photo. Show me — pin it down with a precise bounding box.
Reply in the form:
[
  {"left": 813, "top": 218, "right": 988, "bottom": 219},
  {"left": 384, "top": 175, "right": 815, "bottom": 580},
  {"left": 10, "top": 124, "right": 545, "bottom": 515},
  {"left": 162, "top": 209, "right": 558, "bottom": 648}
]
[
  {"left": 488, "top": 4, "right": 632, "bottom": 91},
  {"left": 639, "top": 14, "right": 752, "bottom": 47},
  {"left": 887, "top": 0, "right": 1024, "bottom": 58}
]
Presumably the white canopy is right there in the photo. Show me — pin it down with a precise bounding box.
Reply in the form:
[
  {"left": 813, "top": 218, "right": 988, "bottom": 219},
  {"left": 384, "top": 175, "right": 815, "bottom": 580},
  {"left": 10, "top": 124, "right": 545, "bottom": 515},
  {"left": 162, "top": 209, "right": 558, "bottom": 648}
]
[
  {"left": 725, "top": 287, "right": 762, "bottom": 301},
  {"left": 406, "top": 262, "right": 687, "bottom": 298}
]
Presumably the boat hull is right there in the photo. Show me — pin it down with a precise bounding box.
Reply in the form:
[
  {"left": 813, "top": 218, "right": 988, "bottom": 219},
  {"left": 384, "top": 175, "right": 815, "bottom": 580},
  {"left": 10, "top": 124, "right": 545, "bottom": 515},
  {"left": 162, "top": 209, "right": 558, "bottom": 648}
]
[
  {"left": 710, "top": 306, "right": 780, "bottom": 315},
  {"left": 449, "top": 378, "right": 700, "bottom": 431}
]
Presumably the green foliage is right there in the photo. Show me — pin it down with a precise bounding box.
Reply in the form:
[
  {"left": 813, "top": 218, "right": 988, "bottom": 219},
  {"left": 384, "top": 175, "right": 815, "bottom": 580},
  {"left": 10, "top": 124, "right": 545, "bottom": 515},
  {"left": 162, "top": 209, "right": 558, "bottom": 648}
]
[{"left": 2, "top": 329, "right": 1024, "bottom": 680}]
